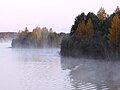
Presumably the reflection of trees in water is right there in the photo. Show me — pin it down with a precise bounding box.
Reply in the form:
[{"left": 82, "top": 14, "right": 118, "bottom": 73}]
[{"left": 60, "top": 57, "right": 120, "bottom": 90}]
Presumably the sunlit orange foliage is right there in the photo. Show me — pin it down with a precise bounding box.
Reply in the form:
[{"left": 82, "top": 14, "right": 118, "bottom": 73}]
[
  {"left": 32, "top": 26, "right": 42, "bottom": 40},
  {"left": 19, "top": 27, "right": 29, "bottom": 37},
  {"left": 108, "top": 14, "right": 120, "bottom": 45},
  {"left": 74, "top": 20, "right": 86, "bottom": 39},
  {"left": 86, "top": 18, "right": 94, "bottom": 38},
  {"left": 74, "top": 19, "right": 94, "bottom": 39},
  {"left": 97, "top": 8, "right": 106, "bottom": 20}
]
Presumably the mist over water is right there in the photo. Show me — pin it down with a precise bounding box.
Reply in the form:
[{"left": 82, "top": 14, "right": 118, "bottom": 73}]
[
  {"left": 0, "top": 42, "right": 120, "bottom": 90},
  {"left": 61, "top": 57, "right": 120, "bottom": 89}
]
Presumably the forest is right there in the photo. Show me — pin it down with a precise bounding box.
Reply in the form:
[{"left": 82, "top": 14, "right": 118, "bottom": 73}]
[
  {"left": 61, "top": 6, "right": 120, "bottom": 60},
  {"left": 0, "top": 32, "right": 17, "bottom": 42},
  {"left": 12, "top": 27, "right": 66, "bottom": 48}
]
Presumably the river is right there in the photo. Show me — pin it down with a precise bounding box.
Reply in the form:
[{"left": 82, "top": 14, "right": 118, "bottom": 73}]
[{"left": 0, "top": 42, "right": 120, "bottom": 90}]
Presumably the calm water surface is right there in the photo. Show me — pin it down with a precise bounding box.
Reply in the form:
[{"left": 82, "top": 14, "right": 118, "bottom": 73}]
[{"left": 0, "top": 42, "right": 120, "bottom": 90}]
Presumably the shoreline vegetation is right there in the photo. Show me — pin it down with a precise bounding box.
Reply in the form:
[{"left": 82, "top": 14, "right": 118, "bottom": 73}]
[
  {"left": 11, "top": 27, "right": 67, "bottom": 48},
  {"left": 61, "top": 7, "right": 120, "bottom": 60},
  {"left": 11, "top": 6, "right": 120, "bottom": 60},
  {"left": 0, "top": 32, "right": 17, "bottom": 42}
]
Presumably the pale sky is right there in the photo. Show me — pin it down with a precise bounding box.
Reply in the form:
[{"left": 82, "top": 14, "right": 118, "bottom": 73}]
[{"left": 0, "top": 0, "right": 120, "bottom": 33}]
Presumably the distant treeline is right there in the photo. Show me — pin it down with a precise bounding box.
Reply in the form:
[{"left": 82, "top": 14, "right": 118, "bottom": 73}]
[
  {"left": 0, "top": 32, "right": 17, "bottom": 42},
  {"left": 61, "top": 6, "right": 120, "bottom": 59},
  {"left": 12, "top": 27, "right": 67, "bottom": 48}
]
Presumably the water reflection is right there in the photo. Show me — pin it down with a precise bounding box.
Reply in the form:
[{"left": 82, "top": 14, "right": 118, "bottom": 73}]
[
  {"left": 61, "top": 57, "right": 120, "bottom": 90},
  {"left": 12, "top": 48, "right": 71, "bottom": 90},
  {"left": 0, "top": 42, "right": 71, "bottom": 90},
  {"left": 1, "top": 42, "right": 120, "bottom": 90}
]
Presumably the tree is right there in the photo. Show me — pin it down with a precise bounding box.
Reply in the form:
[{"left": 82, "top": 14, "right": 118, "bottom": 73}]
[
  {"left": 19, "top": 27, "right": 29, "bottom": 38},
  {"left": 49, "top": 28, "right": 53, "bottom": 33},
  {"left": 74, "top": 18, "right": 94, "bottom": 39},
  {"left": 108, "top": 14, "right": 120, "bottom": 58},
  {"left": 115, "top": 6, "right": 120, "bottom": 13},
  {"left": 97, "top": 8, "right": 107, "bottom": 20},
  {"left": 108, "top": 14, "right": 120, "bottom": 44},
  {"left": 74, "top": 20, "right": 86, "bottom": 39},
  {"left": 115, "top": 6, "right": 120, "bottom": 19},
  {"left": 24, "top": 27, "right": 29, "bottom": 34},
  {"left": 32, "top": 26, "right": 42, "bottom": 40},
  {"left": 86, "top": 12, "right": 99, "bottom": 31},
  {"left": 47, "top": 32, "right": 60, "bottom": 47},
  {"left": 41, "top": 27, "right": 49, "bottom": 42},
  {"left": 31, "top": 26, "right": 42, "bottom": 47},
  {"left": 86, "top": 18, "right": 94, "bottom": 38},
  {"left": 70, "top": 13, "right": 86, "bottom": 35}
]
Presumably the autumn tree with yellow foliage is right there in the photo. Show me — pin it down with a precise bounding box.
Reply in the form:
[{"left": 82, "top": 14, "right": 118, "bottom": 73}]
[
  {"left": 32, "top": 27, "right": 42, "bottom": 40},
  {"left": 108, "top": 15, "right": 120, "bottom": 44},
  {"left": 74, "top": 18, "right": 94, "bottom": 39},
  {"left": 108, "top": 14, "right": 120, "bottom": 57},
  {"left": 18, "top": 27, "right": 29, "bottom": 38},
  {"left": 86, "top": 18, "right": 94, "bottom": 38},
  {"left": 97, "top": 8, "right": 107, "bottom": 20},
  {"left": 74, "top": 20, "right": 86, "bottom": 39}
]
